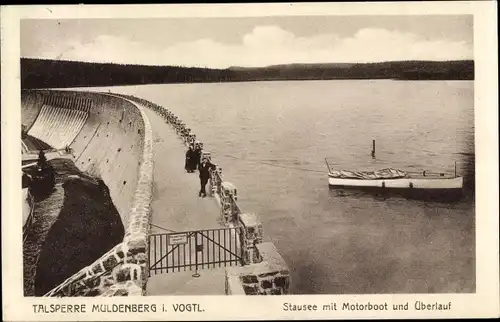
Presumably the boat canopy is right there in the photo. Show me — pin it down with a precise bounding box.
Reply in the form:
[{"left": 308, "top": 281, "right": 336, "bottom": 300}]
[{"left": 329, "top": 168, "right": 407, "bottom": 180}]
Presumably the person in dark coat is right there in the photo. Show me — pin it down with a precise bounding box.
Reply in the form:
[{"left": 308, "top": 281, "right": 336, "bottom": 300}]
[
  {"left": 37, "top": 150, "right": 48, "bottom": 169},
  {"left": 198, "top": 158, "right": 216, "bottom": 197},
  {"left": 185, "top": 145, "right": 196, "bottom": 173}
]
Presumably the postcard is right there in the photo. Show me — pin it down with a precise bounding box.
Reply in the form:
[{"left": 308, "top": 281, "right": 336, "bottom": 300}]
[{"left": 1, "top": 2, "right": 498, "bottom": 321}]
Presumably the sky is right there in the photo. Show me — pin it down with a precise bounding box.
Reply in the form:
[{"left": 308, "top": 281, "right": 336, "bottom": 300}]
[{"left": 20, "top": 15, "right": 473, "bottom": 68}]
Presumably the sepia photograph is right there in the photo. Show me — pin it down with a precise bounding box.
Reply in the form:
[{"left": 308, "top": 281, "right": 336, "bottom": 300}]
[{"left": 2, "top": 2, "right": 498, "bottom": 321}]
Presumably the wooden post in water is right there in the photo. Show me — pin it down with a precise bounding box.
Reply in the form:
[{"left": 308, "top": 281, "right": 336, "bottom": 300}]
[
  {"left": 371, "top": 140, "right": 376, "bottom": 158},
  {"left": 454, "top": 161, "right": 457, "bottom": 177}
]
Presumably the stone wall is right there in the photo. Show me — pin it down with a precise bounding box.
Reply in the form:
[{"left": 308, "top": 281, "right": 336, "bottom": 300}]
[
  {"left": 43, "top": 239, "right": 146, "bottom": 296},
  {"left": 113, "top": 93, "right": 291, "bottom": 296},
  {"left": 21, "top": 90, "right": 154, "bottom": 297},
  {"left": 226, "top": 243, "right": 290, "bottom": 295}
]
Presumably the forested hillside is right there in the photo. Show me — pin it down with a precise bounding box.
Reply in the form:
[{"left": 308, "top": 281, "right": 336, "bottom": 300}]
[{"left": 21, "top": 58, "right": 474, "bottom": 89}]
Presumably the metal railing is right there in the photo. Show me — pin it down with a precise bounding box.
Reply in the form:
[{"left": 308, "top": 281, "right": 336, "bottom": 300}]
[{"left": 148, "top": 227, "right": 243, "bottom": 276}]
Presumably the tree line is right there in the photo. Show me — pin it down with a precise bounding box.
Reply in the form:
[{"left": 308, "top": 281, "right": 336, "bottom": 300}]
[{"left": 21, "top": 58, "right": 474, "bottom": 89}]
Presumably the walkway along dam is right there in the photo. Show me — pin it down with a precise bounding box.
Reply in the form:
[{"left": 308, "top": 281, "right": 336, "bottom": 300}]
[{"left": 21, "top": 89, "right": 290, "bottom": 296}]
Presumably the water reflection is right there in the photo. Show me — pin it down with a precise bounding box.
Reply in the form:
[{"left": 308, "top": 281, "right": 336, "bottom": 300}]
[{"left": 330, "top": 185, "right": 467, "bottom": 204}]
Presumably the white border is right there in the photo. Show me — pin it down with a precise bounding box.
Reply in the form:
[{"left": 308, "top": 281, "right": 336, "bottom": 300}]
[{"left": 1, "top": 2, "right": 498, "bottom": 320}]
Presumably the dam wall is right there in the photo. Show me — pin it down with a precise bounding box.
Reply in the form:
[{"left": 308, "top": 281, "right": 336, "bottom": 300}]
[
  {"left": 21, "top": 90, "right": 45, "bottom": 130},
  {"left": 21, "top": 90, "right": 153, "bottom": 296},
  {"left": 22, "top": 90, "right": 148, "bottom": 225}
]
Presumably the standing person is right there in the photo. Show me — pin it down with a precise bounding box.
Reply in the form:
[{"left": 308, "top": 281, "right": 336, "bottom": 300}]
[
  {"left": 188, "top": 145, "right": 199, "bottom": 172},
  {"left": 185, "top": 145, "right": 195, "bottom": 173},
  {"left": 37, "top": 150, "right": 48, "bottom": 169},
  {"left": 198, "top": 158, "right": 215, "bottom": 197}
]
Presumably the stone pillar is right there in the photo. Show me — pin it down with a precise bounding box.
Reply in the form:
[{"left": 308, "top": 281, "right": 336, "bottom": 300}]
[
  {"left": 122, "top": 236, "right": 148, "bottom": 294},
  {"left": 239, "top": 213, "right": 263, "bottom": 265},
  {"left": 220, "top": 182, "right": 231, "bottom": 226},
  {"left": 183, "top": 128, "right": 191, "bottom": 143},
  {"left": 210, "top": 165, "right": 221, "bottom": 196},
  {"left": 225, "top": 242, "right": 290, "bottom": 295},
  {"left": 220, "top": 182, "right": 237, "bottom": 226},
  {"left": 217, "top": 167, "right": 223, "bottom": 188}
]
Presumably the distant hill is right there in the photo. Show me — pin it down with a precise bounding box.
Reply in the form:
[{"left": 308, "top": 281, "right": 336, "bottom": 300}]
[
  {"left": 228, "top": 63, "right": 356, "bottom": 71},
  {"left": 229, "top": 61, "right": 474, "bottom": 81},
  {"left": 21, "top": 58, "right": 474, "bottom": 89}
]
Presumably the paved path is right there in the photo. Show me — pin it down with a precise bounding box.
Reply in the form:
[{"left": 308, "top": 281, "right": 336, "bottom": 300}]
[
  {"left": 147, "top": 268, "right": 227, "bottom": 296},
  {"left": 142, "top": 108, "right": 226, "bottom": 295},
  {"left": 144, "top": 108, "right": 223, "bottom": 233}
]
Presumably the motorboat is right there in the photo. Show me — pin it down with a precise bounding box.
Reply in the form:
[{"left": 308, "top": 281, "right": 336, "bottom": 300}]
[{"left": 325, "top": 159, "right": 463, "bottom": 191}]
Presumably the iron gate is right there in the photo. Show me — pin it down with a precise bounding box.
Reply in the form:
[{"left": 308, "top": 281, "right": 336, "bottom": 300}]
[{"left": 148, "top": 227, "right": 243, "bottom": 276}]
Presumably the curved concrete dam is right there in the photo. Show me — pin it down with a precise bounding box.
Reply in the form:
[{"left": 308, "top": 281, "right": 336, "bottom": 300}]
[
  {"left": 22, "top": 89, "right": 289, "bottom": 297},
  {"left": 22, "top": 89, "right": 154, "bottom": 296},
  {"left": 22, "top": 90, "right": 150, "bottom": 222}
]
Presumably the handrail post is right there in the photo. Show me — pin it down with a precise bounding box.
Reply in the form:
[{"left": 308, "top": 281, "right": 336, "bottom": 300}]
[
  {"left": 193, "top": 233, "right": 200, "bottom": 278},
  {"left": 239, "top": 213, "right": 263, "bottom": 265},
  {"left": 220, "top": 182, "right": 237, "bottom": 226}
]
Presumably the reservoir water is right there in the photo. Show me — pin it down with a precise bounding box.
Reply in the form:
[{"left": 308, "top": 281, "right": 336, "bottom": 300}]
[{"left": 86, "top": 80, "right": 475, "bottom": 294}]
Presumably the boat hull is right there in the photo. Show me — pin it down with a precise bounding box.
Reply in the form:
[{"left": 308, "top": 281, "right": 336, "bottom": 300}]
[{"left": 328, "top": 175, "right": 463, "bottom": 190}]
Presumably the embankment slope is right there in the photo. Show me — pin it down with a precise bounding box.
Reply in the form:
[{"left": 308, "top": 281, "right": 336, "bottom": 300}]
[{"left": 23, "top": 158, "right": 125, "bottom": 296}]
